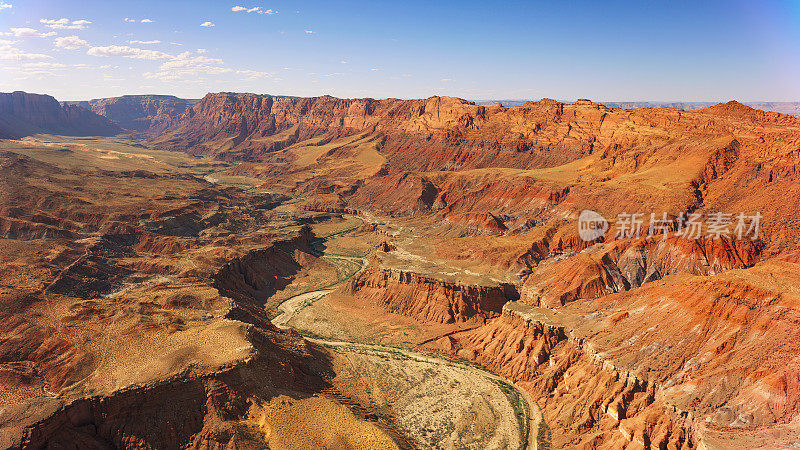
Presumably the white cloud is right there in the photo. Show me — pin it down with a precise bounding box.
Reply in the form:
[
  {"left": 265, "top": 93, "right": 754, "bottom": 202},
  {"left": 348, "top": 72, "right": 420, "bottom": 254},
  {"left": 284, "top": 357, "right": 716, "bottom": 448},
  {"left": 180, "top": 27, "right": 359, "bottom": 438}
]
[
  {"left": 197, "top": 48, "right": 207, "bottom": 53},
  {"left": 200, "top": 21, "right": 215, "bottom": 27},
  {"left": 0, "top": 44, "right": 53, "bottom": 60},
  {"left": 40, "top": 18, "right": 92, "bottom": 30},
  {"left": 128, "top": 40, "right": 161, "bottom": 44},
  {"left": 232, "top": 6, "right": 276, "bottom": 14},
  {"left": 370, "top": 68, "right": 379, "bottom": 71},
  {"left": 123, "top": 17, "right": 153, "bottom": 24},
  {"left": 55, "top": 35, "right": 89, "bottom": 49},
  {"left": 169, "top": 42, "right": 183, "bottom": 46},
  {"left": 237, "top": 69, "right": 272, "bottom": 80},
  {"left": 324, "top": 72, "right": 344, "bottom": 77},
  {"left": 11, "top": 28, "right": 57, "bottom": 38},
  {"left": 304, "top": 30, "right": 313, "bottom": 34},
  {"left": 87, "top": 45, "right": 172, "bottom": 60},
  {"left": 22, "top": 61, "right": 66, "bottom": 68},
  {"left": 0, "top": 2, "right": 11, "bottom": 11},
  {"left": 143, "top": 51, "right": 231, "bottom": 81},
  {"left": 441, "top": 78, "right": 452, "bottom": 82}
]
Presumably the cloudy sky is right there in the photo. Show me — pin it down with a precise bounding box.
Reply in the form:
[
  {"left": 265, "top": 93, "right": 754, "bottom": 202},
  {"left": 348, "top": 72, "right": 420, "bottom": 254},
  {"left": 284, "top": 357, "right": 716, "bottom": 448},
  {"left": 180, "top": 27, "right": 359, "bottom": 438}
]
[{"left": 1, "top": 0, "right": 799, "bottom": 101}]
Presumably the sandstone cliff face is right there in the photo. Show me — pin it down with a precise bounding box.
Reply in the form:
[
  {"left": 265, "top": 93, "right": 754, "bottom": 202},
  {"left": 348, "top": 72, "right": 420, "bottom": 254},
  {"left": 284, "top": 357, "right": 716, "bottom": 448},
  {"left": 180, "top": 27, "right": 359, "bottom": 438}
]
[
  {"left": 67, "top": 95, "right": 197, "bottom": 132},
  {"left": 0, "top": 91, "right": 120, "bottom": 138},
  {"left": 154, "top": 93, "right": 603, "bottom": 167},
  {"left": 214, "top": 227, "right": 317, "bottom": 325},
  {"left": 349, "top": 266, "right": 511, "bottom": 324}
]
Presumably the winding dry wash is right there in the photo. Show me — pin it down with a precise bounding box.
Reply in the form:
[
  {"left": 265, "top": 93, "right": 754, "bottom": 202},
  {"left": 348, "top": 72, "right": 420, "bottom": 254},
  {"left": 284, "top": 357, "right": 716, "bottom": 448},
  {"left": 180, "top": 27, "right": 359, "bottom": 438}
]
[{"left": 270, "top": 218, "right": 542, "bottom": 449}]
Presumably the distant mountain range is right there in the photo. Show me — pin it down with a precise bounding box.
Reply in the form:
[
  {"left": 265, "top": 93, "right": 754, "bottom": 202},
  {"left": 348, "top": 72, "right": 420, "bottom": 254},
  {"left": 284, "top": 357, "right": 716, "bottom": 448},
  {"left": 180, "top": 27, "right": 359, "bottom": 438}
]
[
  {"left": 3, "top": 91, "right": 800, "bottom": 141},
  {"left": 475, "top": 99, "right": 800, "bottom": 117}
]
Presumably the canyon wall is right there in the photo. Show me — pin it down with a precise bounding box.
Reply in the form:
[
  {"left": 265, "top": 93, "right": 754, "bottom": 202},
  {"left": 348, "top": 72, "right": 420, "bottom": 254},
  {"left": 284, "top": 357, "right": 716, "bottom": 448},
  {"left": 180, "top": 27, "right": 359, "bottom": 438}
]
[
  {"left": 157, "top": 93, "right": 800, "bottom": 171},
  {"left": 0, "top": 91, "right": 120, "bottom": 138},
  {"left": 67, "top": 95, "right": 197, "bottom": 132}
]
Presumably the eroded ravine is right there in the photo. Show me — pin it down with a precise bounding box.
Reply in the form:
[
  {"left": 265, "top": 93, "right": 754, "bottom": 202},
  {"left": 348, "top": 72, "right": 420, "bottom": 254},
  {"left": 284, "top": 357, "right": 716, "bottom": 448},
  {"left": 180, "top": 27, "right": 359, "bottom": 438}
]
[{"left": 271, "top": 215, "right": 544, "bottom": 450}]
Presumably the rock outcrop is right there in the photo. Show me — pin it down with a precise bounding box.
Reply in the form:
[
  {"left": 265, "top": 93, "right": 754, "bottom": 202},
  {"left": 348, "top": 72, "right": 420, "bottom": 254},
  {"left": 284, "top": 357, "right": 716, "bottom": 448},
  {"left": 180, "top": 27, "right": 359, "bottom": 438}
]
[
  {"left": 155, "top": 92, "right": 800, "bottom": 256},
  {"left": 349, "top": 266, "right": 511, "bottom": 324}
]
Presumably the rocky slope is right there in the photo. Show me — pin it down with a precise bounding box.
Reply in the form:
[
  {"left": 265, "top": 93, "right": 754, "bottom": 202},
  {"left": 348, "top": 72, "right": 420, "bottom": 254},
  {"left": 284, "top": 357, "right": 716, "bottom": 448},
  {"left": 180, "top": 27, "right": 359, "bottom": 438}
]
[
  {"left": 430, "top": 303, "right": 695, "bottom": 449},
  {"left": 67, "top": 95, "right": 197, "bottom": 132},
  {"left": 519, "top": 235, "right": 763, "bottom": 307},
  {"left": 478, "top": 100, "right": 800, "bottom": 118},
  {"left": 0, "top": 91, "right": 120, "bottom": 138}
]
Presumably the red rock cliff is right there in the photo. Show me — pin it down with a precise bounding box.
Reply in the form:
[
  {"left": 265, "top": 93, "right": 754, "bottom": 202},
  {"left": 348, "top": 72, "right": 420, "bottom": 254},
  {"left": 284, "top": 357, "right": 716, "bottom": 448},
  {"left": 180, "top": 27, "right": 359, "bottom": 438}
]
[{"left": 348, "top": 266, "right": 510, "bottom": 324}]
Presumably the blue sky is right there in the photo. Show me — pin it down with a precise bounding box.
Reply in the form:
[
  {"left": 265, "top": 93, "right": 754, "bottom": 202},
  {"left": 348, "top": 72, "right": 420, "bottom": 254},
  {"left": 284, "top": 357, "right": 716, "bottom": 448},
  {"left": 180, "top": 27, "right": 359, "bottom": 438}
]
[{"left": 0, "top": 0, "right": 798, "bottom": 101}]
